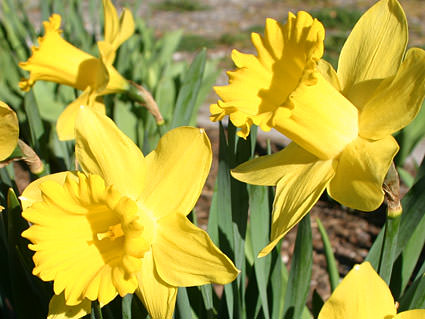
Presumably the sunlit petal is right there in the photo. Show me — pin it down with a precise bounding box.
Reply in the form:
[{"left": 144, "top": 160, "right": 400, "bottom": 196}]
[
  {"left": 75, "top": 107, "right": 146, "bottom": 199},
  {"left": 20, "top": 172, "right": 73, "bottom": 209},
  {"left": 359, "top": 48, "right": 425, "bottom": 140},
  {"left": 337, "top": 0, "right": 407, "bottom": 94},
  {"left": 318, "top": 262, "right": 396, "bottom": 319},
  {"left": 258, "top": 144, "right": 335, "bottom": 257},
  {"left": 328, "top": 136, "right": 399, "bottom": 211},
  {"left": 139, "top": 127, "right": 211, "bottom": 218},
  {"left": 56, "top": 89, "right": 105, "bottom": 141},
  {"left": 135, "top": 252, "right": 177, "bottom": 319},
  {"left": 153, "top": 213, "right": 239, "bottom": 286},
  {"left": 102, "top": 0, "right": 134, "bottom": 51}
]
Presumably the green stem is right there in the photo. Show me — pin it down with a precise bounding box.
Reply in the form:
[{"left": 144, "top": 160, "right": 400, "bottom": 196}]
[{"left": 379, "top": 214, "right": 401, "bottom": 284}]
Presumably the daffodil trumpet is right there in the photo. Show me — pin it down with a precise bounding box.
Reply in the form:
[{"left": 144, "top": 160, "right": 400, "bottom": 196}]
[
  {"left": 212, "top": 0, "right": 425, "bottom": 257},
  {"left": 20, "top": 107, "right": 239, "bottom": 319},
  {"left": 19, "top": 0, "right": 135, "bottom": 141}
]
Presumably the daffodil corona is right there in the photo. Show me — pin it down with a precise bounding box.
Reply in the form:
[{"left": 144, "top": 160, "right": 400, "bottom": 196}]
[
  {"left": 318, "top": 262, "right": 425, "bottom": 319},
  {"left": 0, "top": 101, "right": 19, "bottom": 161},
  {"left": 21, "top": 108, "right": 239, "bottom": 319},
  {"left": 19, "top": 0, "right": 134, "bottom": 141},
  {"left": 212, "top": 0, "right": 425, "bottom": 256}
]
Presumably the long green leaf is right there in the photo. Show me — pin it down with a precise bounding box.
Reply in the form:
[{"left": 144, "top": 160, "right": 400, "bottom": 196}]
[
  {"left": 316, "top": 218, "right": 339, "bottom": 291},
  {"left": 248, "top": 184, "right": 271, "bottom": 319},
  {"left": 283, "top": 214, "right": 313, "bottom": 319},
  {"left": 170, "top": 48, "right": 206, "bottom": 129}
]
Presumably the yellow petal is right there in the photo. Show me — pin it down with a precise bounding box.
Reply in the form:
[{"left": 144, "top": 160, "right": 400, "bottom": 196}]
[
  {"left": 337, "top": 0, "right": 408, "bottom": 94},
  {"left": 19, "top": 172, "right": 72, "bottom": 209},
  {"left": 318, "top": 262, "right": 396, "bottom": 319},
  {"left": 102, "top": 0, "right": 134, "bottom": 51},
  {"left": 152, "top": 213, "right": 239, "bottom": 286},
  {"left": 395, "top": 310, "right": 425, "bottom": 319},
  {"left": 359, "top": 48, "right": 425, "bottom": 140},
  {"left": 47, "top": 293, "right": 91, "bottom": 319},
  {"left": 139, "top": 127, "right": 211, "bottom": 218},
  {"left": 19, "top": 14, "right": 100, "bottom": 91},
  {"left": 328, "top": 136, "right": 399, "bottom": 211},
  {"left": 317, "top": 59, "right": 341, "bottom": 91},
  {"left": 75, "top": 107, "right": 146, "bottom": 199},
  {"left": 232, "top": 148, "right": 296, "bottom": 186},
  {"left": 135, "top": 252, "right": 177, "bottom": 319},
  {"left": 0, "top": 101, "right": 19, "bottom": 161},
  {"left": 256, "top": 144, "right": 335, "bottom": 257},
  {"left": 212, "top": 12, "right": 325, "bottom": 138},
  {"left": 271, "top": 72, "right": 358, "bottom": 160},
  {"left": 97, "top": 41, "right": 129, "bottom": 94},
  {"left": 56, "top": 89, "right": 106, "bottom": 141}
]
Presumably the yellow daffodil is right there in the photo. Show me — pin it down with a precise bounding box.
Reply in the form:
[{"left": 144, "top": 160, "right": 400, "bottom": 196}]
[
  {"left": 0, "top": 101, "right": 19, "bottom": 161},
  {"left": 212, "top": 0, "right": 425, "bottom": 257},
  {"left": 318, "top": 262, "right": 425, "bottom": 319},
  {"left": 19, "top": 0, "right": 134, "bottom": 141},
  {"left": 20, "top": 107, "right": 239, "bottom": 319}
]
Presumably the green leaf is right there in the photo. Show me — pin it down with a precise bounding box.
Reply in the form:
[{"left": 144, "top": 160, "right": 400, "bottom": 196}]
[
  {"left": 24, "top": 90, "right": 47, "bottom": 157},
  {"left": 209, "top": 123, "right": 235, "bottom": 318},
  {"left": 248, "top": 184, "right": 271, "bottom": 319},
  {"left": 390, "top": 210, "right": 425, "bottom": 298},
  {"left": 91, "top": 300, "right": 104, "bottom": 319},
  {"left": 316, "top": 218, "right": 339, "bottom": 291},
  {"left": 6, "top": 188, "right": 49, "bottom": 318},
  {"left": 398, "top": 273, "right": 425, "bottom": 311},
  {"left": 114, "top": 100, "right": 138, "bottom": 143},
  {"left": 170, "top": 48, "right": 206, "bottom": 129},
  {"left": 176, "top": 287, "right": 193, "bottom": 319},
  {"left": 397, "top": 166, "right": 414, "bottom": 188},
  {"left": 32, "top": 82, "right": 65, "bottom": 122},
  {"left": 283, "top": 214, "right": 313, "bottom": 319},
  {"left": 379, "top": 215, "right": 401, "bottom": 284}
]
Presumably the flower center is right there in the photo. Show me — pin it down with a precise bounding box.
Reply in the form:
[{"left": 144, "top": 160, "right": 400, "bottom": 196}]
[{"left": 96, "top": 224, "right": 124, "bottom": 241}]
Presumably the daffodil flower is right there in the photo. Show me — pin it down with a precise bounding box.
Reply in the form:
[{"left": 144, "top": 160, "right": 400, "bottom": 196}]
[
  {"left": 20, "top": 108, "right": 239, "bottom": 319},
  {"left": 318, "top": 262, "right": 425, "bottom": 319},
  {"left": 211, "top": 0, "right": 425, "bottom": 256},
  {"left": 0, "top": 101, "right": 19, "bottom": 161},
  {"left": 19, "top": 0, "right": 134, "bottom": 141}
]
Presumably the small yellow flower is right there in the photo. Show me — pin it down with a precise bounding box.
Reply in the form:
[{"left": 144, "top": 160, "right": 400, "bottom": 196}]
[
  {"left": 213, "top": 0, "right": 425, "bottom": 256},
  {"left": 318, "top": 262, "right": 425, "bottom": 319},
  {"left": 0, "top": 101, "right": 19, "bottom": 161},
  {"left": 19, "top": 0, "right": 134, "bottom": 141},
  {"left": 21, "top": 108, "right": 239, "bottom": 319}
]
